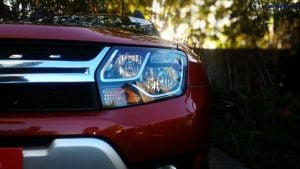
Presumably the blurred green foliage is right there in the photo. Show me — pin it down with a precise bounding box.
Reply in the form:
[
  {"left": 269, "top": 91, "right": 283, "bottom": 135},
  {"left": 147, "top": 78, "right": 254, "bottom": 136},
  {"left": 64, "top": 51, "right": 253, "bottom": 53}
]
[{"left": 0, "top": 0, "right": 299, "bottom": 48}]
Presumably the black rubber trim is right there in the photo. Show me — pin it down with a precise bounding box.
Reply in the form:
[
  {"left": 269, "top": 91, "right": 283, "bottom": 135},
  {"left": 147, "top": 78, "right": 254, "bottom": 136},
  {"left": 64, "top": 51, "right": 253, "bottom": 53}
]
[
  {"left": 0, "top": 39, "right": 103, "bottom": 61},
  {"left": 129, "top": 154, "right": 196, "bottom": 169},
  {"left": 0, "top": 83, "right": 101, "bottom": 112}
]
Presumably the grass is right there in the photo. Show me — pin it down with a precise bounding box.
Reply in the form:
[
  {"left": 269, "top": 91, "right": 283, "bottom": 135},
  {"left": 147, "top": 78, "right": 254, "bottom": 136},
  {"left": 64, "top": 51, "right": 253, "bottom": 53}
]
[{"left": 211, "top": 87, "right": 300, "bottom": 169}]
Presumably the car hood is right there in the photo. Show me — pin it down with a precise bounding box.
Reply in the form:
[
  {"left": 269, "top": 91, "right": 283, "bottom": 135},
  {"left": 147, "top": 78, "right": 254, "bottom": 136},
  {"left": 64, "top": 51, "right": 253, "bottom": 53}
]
[{"left": 0, "top": 24, "right": 176, "bottom": 48}]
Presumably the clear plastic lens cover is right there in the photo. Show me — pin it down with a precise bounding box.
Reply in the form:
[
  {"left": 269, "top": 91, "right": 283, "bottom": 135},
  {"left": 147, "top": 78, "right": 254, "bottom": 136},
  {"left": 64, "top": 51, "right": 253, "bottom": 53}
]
[
  {"left": 140, "top": 67, "right": 179, "bottom": 94},
  {"left": 100, "top": 48, "right": 150, "bottom": 82},
  {"left": 98, "top": 46, "right": 187, "bottom": 108}
]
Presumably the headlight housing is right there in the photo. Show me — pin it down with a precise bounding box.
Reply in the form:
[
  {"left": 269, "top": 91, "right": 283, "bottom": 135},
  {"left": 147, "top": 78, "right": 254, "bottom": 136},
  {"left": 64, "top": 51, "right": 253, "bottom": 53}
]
[{"left": 97, "top": 46, "right": 187, "bottom": 108}]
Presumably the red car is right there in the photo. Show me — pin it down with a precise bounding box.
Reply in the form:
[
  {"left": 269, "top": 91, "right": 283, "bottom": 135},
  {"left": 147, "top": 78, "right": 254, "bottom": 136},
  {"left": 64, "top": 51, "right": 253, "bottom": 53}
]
[{"left": 0, "top": 14, "right": 210, "bottom": 169}]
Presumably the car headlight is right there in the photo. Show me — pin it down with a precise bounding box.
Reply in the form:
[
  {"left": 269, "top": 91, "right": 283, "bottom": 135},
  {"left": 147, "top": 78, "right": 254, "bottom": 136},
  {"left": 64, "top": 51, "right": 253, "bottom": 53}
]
[{"left": 97, "top": 46, "right": 187, "bottom": 108}]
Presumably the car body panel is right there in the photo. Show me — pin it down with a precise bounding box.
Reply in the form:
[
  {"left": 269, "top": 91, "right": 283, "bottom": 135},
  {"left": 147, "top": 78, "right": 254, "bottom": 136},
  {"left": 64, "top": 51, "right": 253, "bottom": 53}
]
[
  {"left": 0, "top": 87, "right": 210, "bottom": 164},
  {"left": 0, "top": 23, "right": 210, "bottom": 168},
  {"left": 0, "top": 24, "right": 176, "bottom": 48}
]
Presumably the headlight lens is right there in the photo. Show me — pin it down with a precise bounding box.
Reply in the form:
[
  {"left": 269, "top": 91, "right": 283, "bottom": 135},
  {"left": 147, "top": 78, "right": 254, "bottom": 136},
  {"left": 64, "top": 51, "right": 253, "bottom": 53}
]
[{"left": 97, "top": 46, "right": 187, "bottom": 108}]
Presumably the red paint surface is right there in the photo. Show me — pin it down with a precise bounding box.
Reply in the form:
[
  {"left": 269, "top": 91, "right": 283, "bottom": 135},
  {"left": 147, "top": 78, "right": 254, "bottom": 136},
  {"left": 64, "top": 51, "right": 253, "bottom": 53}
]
[
  {"left": 0, "top": 148, "right": 23, "bottom": 169},
  {"left": 177, "top": 44, "right": 209, "bottom": 86},
  {"left": 188, "top": 62, "right": 209, "bottom": 86},
  {"left": 0, "top": 87, "right": 210, "bottom": 164},
  {"left": 0, "top": 24, "right": 176, "bottom": 48}
]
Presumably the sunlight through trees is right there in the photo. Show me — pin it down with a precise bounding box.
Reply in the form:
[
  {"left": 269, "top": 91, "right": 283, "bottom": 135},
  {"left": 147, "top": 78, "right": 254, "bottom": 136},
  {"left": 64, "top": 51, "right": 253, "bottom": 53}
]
[{"left": 1, "top": 0, "right": 299, "bottom": 49}]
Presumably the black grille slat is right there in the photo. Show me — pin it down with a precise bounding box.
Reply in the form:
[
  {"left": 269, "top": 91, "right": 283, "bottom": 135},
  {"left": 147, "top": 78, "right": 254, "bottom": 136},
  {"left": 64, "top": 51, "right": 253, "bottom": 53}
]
[
  {"left": 0, "top": 83, "right": 101, "bottom": 112},
  {"left": 0, "top": 40, "right": 103, "bottom": 61}
]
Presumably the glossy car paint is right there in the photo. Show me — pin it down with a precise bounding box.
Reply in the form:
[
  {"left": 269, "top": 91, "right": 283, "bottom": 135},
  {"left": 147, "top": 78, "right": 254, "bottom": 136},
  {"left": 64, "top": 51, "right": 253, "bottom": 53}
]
[
  {"left": 0, "top": 148, "right": 23, "bottom": 169},
  {"left": 0, "top": 24, "right": 210, "bottom": 167},
  {"left": 0, "top": 24, "right": 175, "bottom": 48}
]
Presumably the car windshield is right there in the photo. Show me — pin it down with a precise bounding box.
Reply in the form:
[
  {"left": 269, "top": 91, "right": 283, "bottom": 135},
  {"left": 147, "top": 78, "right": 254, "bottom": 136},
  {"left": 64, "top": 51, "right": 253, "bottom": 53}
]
[{"left": 0, "top": 3, "right": 160, "bottom": 37}]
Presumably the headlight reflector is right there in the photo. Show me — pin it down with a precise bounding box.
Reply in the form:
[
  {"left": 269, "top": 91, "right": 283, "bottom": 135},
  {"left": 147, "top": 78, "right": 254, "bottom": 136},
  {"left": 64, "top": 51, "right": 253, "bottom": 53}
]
[{"left": 97, "top": 47, "right": 187, "bottom": 108}]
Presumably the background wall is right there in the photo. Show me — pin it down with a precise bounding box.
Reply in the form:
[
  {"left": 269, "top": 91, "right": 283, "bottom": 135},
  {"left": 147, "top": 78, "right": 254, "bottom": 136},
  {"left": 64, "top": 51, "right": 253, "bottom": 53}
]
[{"left": 195, "top": 48, "right": 299, "bottom": 96}]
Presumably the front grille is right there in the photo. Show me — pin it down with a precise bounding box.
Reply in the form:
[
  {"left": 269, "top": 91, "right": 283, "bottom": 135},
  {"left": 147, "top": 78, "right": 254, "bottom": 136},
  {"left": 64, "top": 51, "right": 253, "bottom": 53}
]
[
  {"left": 0, "top": 42, "right": 110, "bottom": 112},
  {"left": 0, "top": 83, "right": 101, "bottom": 112},
  {"left": 0, "top": 40, "right": 103, "bottom": 61}
]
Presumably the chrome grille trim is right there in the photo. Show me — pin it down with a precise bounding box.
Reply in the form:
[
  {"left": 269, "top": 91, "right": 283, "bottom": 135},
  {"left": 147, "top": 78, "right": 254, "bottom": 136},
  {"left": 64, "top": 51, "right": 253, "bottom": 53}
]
[{"left": 0, "top": 47, "right": 110, "bottom": 83}]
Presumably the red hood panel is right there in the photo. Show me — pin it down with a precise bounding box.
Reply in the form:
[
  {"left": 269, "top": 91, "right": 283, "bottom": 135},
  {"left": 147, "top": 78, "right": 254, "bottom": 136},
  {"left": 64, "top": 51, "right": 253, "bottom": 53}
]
[{"left": 0, "top": 24, "right": 175, "bottom": 48}]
